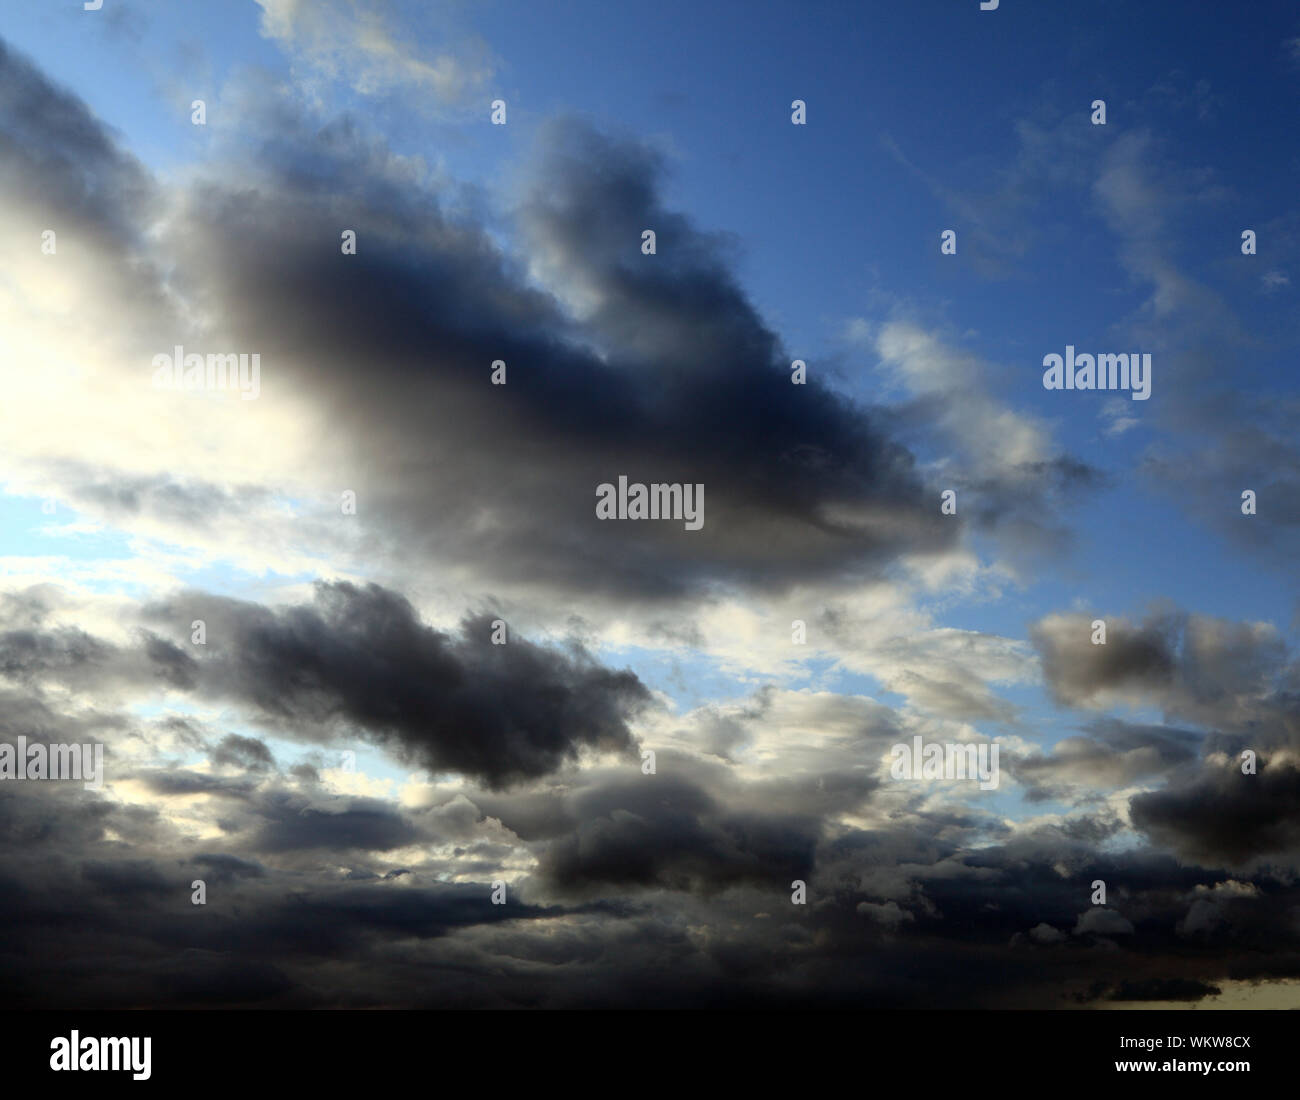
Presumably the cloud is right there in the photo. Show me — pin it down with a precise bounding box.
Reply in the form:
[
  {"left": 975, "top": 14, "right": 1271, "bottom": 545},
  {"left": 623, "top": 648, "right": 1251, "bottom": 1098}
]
[
  {"left": 857, "top": 900, "right": 915, "bottom": 928},
  {"left": 1088, "top": 128, "right": 1241, "bottom": 356},
  {"left": 1073, "top": 907, "right": 1135, "bottom": 936},
  {"left": 1030, "top": 611, "right": 1178, "bottom": 709},
  {"left": 1030, "top": 609, "right": 1290, "bottom": 730},
  {"left": 1106, "top": 978, "right": 1220, "bottom": 1002},
  {"left": 1139, "top": 392, "right": 1300, "bottom": 567},
  {"left": 1028, "top": 922, "right": 1066, "bottom": 944},
  {"left": 251, "top": 790, "right": 424, "bottom": 853},
  {"left": 210, "top": 735, "right": 276, "bottom": 773},
  {"left": 1177, "top": 880, "right": 1259, "bottom": 938},
  {"left": 1100, "top": 397, "right": 1140, "bottom": 436},
  {"left": 142, "top": 581, "right": 654, "bottom": 789},
  {"left": 0, "top": 39, "right": 156, "bottom": 248},
  {"left": 253, "top": 0, "right": 497, "bottom": 107},
  {"left": 0, "top": 576, "right": 654, "bottom": 790},
  {"left": 871, "top": 321, "right": 1107, "bottom": 565},
  {"left": 1012, "top": 719, "right": 1201, "bottom": 799},
  {"left": 1131, "top": 758, "right": 1300, "bottom": 866},
  {"left": 0, "top": 44, "right": 962, "bottom": 607},
  {"left": 534, "top": 772, "right": 819, "bottom": 897}
]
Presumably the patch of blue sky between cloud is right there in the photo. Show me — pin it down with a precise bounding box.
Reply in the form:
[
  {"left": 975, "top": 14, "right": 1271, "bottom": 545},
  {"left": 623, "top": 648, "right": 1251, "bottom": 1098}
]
[
  {"left": 0, "top": 491, "right": 129, "bottom": 561},
  {"left": 595, "top": 640, "right": 842, "bottom": 713},
  {"left": 127, "top": 696, "right": 418, "bottom": 792},
  {"left": 0, "top": 491, "right": 167, "bottom": 600},
  {"left": 0, "top": 486, "right": 337, "bottom": 601}
]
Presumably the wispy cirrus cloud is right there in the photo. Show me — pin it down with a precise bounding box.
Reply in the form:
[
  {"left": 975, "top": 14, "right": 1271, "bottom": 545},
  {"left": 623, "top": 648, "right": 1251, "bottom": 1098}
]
[{"left": 253, "top": 0, "right": 499, "bottom": 108}]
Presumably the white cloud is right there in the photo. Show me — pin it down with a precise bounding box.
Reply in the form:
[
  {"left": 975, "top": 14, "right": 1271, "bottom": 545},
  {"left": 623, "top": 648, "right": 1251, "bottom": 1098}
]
[
  {"left": 872, "top": 320, "right": 1054, "bottom": 475},
  {"left": 254, "top": 0, "right": 498, "bottom": 107}
]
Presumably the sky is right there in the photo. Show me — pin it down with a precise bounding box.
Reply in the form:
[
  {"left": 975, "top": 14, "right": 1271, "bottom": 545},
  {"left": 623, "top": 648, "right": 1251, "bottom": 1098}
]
[{"left": 0, "top": 0, "right": 1298, "bottom": 1008}]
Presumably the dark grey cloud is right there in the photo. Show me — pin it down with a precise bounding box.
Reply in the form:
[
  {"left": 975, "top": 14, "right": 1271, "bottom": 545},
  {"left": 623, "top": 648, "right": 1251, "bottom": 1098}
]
[
  {"left": 81, "top": 858, "right": 174, "bottom": 899},
  {"left": 144, "top": 580, "right": 651, "bottom": 789},
  {"left": 1030, "top": 609, "right": 1291, "bottom": 728},
  {"left": 0, "top": 34, "right": 1068, "bottom": 609},
  {"left": 0, "top": 37, "right": 155, "bottom": 247},
  {"left": 210, "top": 733, "right": 276, "bottom": 773},
  {"left": 143, "top": 95, "right": 959, "bottom": 602},
  {"left": 1106, "top": 977, "right": 1222, "bottom": 1002},
  {"left": 192, "top": 853, "right": 267, "bottom": 883},
  {"left": 0, "top": 624, "right": 112, "bottom": 681},
  {"left": 1030, "top": 611, "right": 1178, "bottom": 708},
  {"left": 0, "top": 733, "right": 1298, "bottom": 1008},
  {"left": 251, "top": 790, "right": 422, "bottom": 854},
  {"left": 135, "top": 769, "right": 259, "bottom": 798},
  {"left": 155, "top": 950, "right": 292, "bottom": 1005},
  {"left": 1131, "top": 757, "right": 1300, "bottom": 866},
  {"left": 0, "top": 577, "right": 652, "bottom": 791},
  {"left": 536, "top": 773, "right": 820, "bottom": 897}
]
